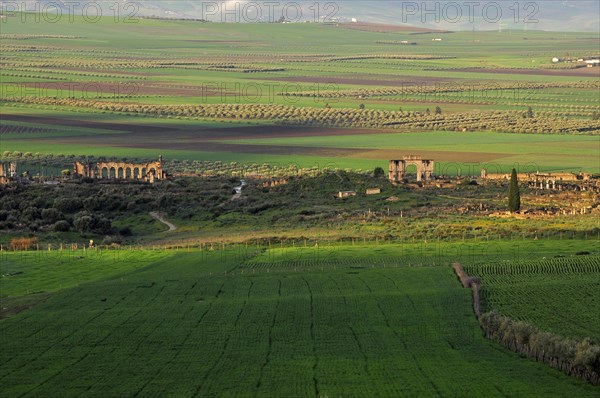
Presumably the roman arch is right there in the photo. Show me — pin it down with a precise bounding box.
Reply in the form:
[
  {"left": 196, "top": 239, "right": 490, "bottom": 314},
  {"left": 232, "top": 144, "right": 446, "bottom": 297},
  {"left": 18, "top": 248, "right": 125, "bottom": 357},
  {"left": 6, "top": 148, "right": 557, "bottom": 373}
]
[
  {"left": 74, "top": 156, "right": 167, "bottom": 182},
  {"left": 389, "top": 156, "right": 434, "bottom": 183}
]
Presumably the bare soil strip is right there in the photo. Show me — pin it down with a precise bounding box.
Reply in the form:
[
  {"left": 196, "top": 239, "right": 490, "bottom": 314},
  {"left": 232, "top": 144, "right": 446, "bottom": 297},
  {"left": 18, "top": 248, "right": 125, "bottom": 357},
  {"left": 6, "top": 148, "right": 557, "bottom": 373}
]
[
  {"left": 2, "top": 114, "right": 414, "bottom": 139},
  {"left": 1, "top": 113, "right": 174, "bottom": 133}
]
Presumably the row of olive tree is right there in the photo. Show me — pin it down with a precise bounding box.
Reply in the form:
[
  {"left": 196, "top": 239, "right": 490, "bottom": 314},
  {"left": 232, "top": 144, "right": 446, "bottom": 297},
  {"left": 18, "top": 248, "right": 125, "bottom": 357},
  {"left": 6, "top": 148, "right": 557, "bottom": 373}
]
[{"left": 3, "top": 97, "right": 599, "bottom": 134}]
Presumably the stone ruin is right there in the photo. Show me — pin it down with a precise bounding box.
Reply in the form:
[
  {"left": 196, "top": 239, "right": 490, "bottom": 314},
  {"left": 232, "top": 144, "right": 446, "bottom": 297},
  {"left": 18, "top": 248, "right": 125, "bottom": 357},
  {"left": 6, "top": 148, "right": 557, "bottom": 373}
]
[
  {"left": 0, "top": 161, "right": 17, "bottom": 184},
  {"left": 480, "top": 169, "right": 597, "bottom": 192},
  {"left": 74, "top": 156, "right": 167, "bottom": 183},
  {"left": 389, "top": 156, "right": 435, "bottom": 183}
]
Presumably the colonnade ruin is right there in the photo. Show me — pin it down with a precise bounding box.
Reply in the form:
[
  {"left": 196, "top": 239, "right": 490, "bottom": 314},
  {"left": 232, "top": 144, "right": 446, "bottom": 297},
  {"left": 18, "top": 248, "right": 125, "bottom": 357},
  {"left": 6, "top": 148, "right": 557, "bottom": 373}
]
[{"left": 74, "top": 156, "right": 167, "bottom": 183}]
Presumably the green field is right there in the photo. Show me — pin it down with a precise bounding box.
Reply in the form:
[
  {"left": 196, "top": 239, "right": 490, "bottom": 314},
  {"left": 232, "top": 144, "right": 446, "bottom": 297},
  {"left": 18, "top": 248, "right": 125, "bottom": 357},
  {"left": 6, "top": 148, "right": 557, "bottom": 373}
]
[
  {"left": 1, "top": 247, "right": 599, "bottom": 397},
  {"left": 464, "top": 255, "right": 600, "bottom": 340},
  {"left": 1, "top": 14, "right": 599, "bottom": 173}
]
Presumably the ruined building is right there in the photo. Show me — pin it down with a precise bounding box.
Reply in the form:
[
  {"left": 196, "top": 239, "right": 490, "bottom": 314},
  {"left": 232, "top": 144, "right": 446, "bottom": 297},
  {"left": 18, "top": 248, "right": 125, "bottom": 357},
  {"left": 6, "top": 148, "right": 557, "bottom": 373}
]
[
  {"left": 0, "top": 161, "right": 17, "bottom": 184},
  {"left": 480, "top": 169, "right": 596, "bottom": 192},
  {"left": 389, "top": 156, "right": 435, "bottom": 183},
  {"left": 74, "top": 156, "right": 167, "bottom": 183}
]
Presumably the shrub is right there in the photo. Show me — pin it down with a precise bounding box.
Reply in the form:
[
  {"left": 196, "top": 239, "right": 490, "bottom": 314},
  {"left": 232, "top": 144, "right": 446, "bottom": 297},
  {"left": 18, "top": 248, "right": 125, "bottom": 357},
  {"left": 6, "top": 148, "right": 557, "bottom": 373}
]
[
  {"left": 94, "top": 217, "right": 112, "bottom": 234},
  {"left": 41, "top": 208, "right": 61, "bottom": 224},
  {"left": 373, "top": 167, "right": 385, "bottom": 178},
  {"left": 102, "top": 235, "right": 122, "bottom": 246},
  {"left": 10, "top": 237, "right": 38, "bottom": 250},
  {"left": 54, "top": 220, "right": 70, "bottom": 232},
  {"left": 73, "top": 215, "right": 94, "bottom": 232},
  {"left": 119, "top": 226, "right": 133, "bottom": 237},
  {"left": 54, "top": 197, "right": 83, "bottom": 213}
]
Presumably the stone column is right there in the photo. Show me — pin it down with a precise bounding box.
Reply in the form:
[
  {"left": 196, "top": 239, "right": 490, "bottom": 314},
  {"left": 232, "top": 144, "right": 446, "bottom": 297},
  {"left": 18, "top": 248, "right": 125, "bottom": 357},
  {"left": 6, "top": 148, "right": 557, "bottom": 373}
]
[{"left": 389, "top": 160, "right": 397, "bottom": 182}]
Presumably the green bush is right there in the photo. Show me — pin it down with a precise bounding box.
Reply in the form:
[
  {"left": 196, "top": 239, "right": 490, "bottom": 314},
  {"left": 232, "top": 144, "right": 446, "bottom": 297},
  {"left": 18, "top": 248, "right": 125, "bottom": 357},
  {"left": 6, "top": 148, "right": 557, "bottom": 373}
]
[{"left": 53, "top": 220, "right": 70, "bottom": 232}]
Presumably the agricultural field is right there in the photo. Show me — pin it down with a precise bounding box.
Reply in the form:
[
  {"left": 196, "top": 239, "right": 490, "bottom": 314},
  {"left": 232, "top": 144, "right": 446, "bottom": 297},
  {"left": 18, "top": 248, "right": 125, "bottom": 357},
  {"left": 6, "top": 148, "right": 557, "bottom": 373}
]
[
  {"left": 464, "top": 255, "right": 600, "bottom": 340},
  {"left": 1, "top": 248, "right": 599, "bottom": 397},
  {"left": 1, "top": 14, "right": 599, "bottom": 174}
]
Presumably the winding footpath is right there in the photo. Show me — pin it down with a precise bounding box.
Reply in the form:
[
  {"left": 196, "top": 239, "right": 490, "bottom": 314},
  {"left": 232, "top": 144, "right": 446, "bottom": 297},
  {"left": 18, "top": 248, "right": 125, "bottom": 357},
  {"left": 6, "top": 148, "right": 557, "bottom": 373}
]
[{"left": 150, "top": 212, "right": 178, "bottom": 232}]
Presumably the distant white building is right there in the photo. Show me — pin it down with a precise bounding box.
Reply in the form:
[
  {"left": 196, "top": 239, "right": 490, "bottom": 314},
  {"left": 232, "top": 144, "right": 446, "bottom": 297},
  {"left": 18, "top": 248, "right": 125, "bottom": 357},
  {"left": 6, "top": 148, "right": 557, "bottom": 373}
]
[
  {"left": 432, "top": 38, "right": 443, "bottom": 41},
  {"left": 586, "top": 59, "right": 600, "bottom": 67},
  {"left": 351, "top": 18, "right": 358, "bottom": 23},
  {"left": 552, "top": 57, "right": 561, "bottom": 63}
]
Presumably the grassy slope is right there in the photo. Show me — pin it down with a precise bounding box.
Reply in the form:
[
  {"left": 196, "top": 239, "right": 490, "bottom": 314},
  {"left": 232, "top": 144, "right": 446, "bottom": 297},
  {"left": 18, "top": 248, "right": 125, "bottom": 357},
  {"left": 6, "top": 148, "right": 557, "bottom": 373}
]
[{"left": 1, "top": 249, "right": 598, "bottom": 397}]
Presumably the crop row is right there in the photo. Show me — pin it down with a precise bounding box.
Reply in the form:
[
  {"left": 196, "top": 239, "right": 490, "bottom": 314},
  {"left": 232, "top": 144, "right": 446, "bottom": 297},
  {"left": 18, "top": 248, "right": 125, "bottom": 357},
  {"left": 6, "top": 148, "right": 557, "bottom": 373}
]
[
  {"left": 0, "top": 72, "right": 67, "bottom": 81},
  {"left": 465, "top": 255, "right": 600, "bottom": 276},
  {"left": 0, "top": 125, "right": 54, "bottom": 135},
  {"left": 0, "top": 34, "right": 83, "bottom": 40},
  {"left": 244, "top": 256, "right": 430, "bottom": 270},
  {"left": 5, "top": 67, "right": 147, "bottom": 80},
  {"left": 283, "top": 81, "right": 600, "bottom": 98},
  {"left": 3, "top": 97, "right": 599, "bottom": 134}
]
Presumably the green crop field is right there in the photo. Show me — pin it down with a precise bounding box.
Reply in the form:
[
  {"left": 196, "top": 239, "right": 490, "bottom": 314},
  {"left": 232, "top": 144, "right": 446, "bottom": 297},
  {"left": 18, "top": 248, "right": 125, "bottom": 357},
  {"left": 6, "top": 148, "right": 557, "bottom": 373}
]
[
  {"left": 464, "top": 255, "right": 600, "bottom": 340},
  {"left": 1, "top": 247, "right": 599, "bottom": 397}
]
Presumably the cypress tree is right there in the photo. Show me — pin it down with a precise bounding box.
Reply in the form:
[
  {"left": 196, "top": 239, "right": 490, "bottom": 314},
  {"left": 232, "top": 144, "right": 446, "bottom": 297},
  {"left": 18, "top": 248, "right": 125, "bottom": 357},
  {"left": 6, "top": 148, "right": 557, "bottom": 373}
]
[
  {"left": 527, "top": 106, "right": 534, "bottom": 118},
  {"left": 508, "top": 168, "right": 521, "bottom": 212}
]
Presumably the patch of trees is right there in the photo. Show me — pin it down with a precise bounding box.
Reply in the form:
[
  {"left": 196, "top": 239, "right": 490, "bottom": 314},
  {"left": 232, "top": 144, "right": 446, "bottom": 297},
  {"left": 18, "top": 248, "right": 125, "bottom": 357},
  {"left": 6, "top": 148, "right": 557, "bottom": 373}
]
[{"left": 0, "top": 177, "right": 236, "bottom": 239}]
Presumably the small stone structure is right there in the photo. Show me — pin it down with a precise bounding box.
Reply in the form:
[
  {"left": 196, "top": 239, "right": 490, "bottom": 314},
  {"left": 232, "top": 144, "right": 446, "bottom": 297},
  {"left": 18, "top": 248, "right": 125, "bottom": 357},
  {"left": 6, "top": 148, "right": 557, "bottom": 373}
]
[
  {"left": 366, "top": 188, "right": 381, "bottom": 195},
  {"left": 0, "top": 161, "right": 17, "bottom": 184},
  {"left": 262, "top": 178, "right": 289, "bottom": 188},
  {"left": 0, "top": 161, "right": 17, "bottom": 177},
  {"left": 389, "top": 156, "right": 434, "bottom": 183},
  {"left": 74, "top": 156, "right": 167, "bottom": 182},
  {"left": 337, "top": 191, "right": 357, "bottom": 199}
]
